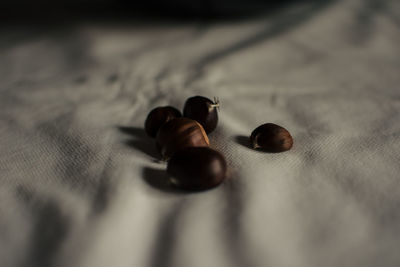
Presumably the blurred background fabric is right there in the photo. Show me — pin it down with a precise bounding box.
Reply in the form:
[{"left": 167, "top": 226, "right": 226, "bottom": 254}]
[{"left": 1, "top": 0, "right": 400, "bottom": 266}]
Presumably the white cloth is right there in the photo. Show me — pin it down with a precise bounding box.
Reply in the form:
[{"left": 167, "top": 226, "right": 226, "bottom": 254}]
[{"left": 1, "top": 0, "right": 400, "bottom": 266}]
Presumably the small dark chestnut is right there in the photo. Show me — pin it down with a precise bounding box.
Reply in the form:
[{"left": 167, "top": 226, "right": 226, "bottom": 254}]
[
  {"left": 250, "top": 123, "right": 293, "bottom": 152},
  {"left": 156, "top": 117, "right": 209, "bottom": 159},
  {"left": 183, "top": 96, "right": 219, "bottom": 134},
  {"left": 167, "top": 146, "right": 227, "bottom": 190},
  {"left": 145, "top": 106, "right": 182, "bottom": 138}
]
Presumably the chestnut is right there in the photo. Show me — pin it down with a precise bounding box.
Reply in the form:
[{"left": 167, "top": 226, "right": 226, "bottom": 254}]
[
  {"left": 183, "top": 96, "right": 219, "bottom": 134},
  {"left": 167, "top": 146, "right": 227, "bottom": 190},
  {"left": 144, "top": 106, "right": 182, "bottom": 138},
  {"left": 156, "top": 117, "right": 209, "bottom": 159},
  {"left": 250, "top": 123, "right": 293, "bottom": 152}
]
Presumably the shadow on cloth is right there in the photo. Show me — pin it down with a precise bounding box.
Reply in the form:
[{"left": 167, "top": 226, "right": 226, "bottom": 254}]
[
  {"left": 118, "top": 126, "right": 160, "bottom": 161},
  {"left": 142, "top": 167, "right": 222, "bottom": 194},
  {"left": 16, "top": 187, "right": 69, "bottom": 267},
  {"left": 142, "top": 167, "right": 186, "bottom": 194},
  {"left": 234, "top": 135, "right": 251, "bottom": 150}
]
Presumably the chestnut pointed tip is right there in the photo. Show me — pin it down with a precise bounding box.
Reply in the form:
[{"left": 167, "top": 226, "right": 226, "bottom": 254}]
[
  {"left": 213, "top": 96, "right": 220, "bottom": 105},
  {"left": 251, "top": 133, "right": 261, "bottom": 149},
  {"left": 207, "top": 97, "right": 220, "bottom": 111},
  {"left": 252, "top": 142, "right": 260, "bottom": 149}
]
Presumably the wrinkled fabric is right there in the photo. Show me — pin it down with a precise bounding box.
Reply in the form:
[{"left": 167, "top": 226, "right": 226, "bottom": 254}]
[{"left": 1, "top": 0, "right": 400, "bottom": 266}]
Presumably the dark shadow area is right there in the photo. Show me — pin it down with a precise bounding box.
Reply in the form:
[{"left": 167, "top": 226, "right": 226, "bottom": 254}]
[
  {"left": 16, "top": 185, "right": 33, "bottom": 203},
  {"left": 0, "top": 0, "right": 332, "bottom": 25},
  {"left": 118, "top": 126, "right": 160, "bottom": 161},
  {"left": 0, "top": 0, "right": 337, "bottom": 78},
  {"left": 118, "top": 126, "right": 147, "bottom": 138},
  {"left": 148, "top": 201, "right": 187, "bottom": 267},
  {"left": 125, "top": 139, "right": 160, "bottom": 160},
  {"left": 16, "top": 187, "right": 69, "bottom": 267},
  {"left": 29, "top": 201, "right": 69, "bottom": 267},
  {"left": 91, "top": 170, "right": 113, "bottom": 215},
  {"left": 222, "top": 176, "right": 253, "bottom": 267},
  {"left": 107, "top": 73, "right": 119, "bottom": 84},
  {"left": 235, "top": 135, "right": 252, "bottom": 150},
  {"left": 74, "top": 75, "right": 88, "bottom": 84}
]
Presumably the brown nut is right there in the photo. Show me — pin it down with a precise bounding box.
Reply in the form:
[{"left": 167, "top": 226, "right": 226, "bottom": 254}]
[
  {"left": 167, "top": 146, "right": 227, "bottom": 191},
  {"left": 183, "top": 96, "right": 219, "bottom": 134},
  {"left": 156, "top": 117, "right": 209, "bottom": 159},
  {"left": 250, "top": 123, "right": 293, "bottom": 152},
  {"left": 144, "top": 106, "right": 182, "bottom": 138}
]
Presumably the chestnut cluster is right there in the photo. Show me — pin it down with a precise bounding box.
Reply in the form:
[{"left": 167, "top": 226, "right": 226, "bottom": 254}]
[
  {"left": 144, "top": 95, "right": 294, "bottom": 192},
  {"left": 144, "top": 96, "right": 226, "bottom": 191}
]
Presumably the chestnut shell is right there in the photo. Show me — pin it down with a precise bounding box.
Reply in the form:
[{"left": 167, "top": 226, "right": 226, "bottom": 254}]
[
  {"left": 183, "top": 96, "right": 218, "bottom": 134},
  {"left": 167, "top": 146, "right": 227, "bottom": 190},
  {"left": 145, "top": 106, "right": 182, "bottom": 138},
  {"left": 250, "top": 123, "right": 293, "bottom": 152},
  {"left": 156, "top": 117, "right": 209, "bottom": 159}
]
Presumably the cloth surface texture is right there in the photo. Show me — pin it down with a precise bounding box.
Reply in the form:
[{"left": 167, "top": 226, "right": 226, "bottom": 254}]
[{"left": 1, "top": 0, "right": 400, "bottom": 266}]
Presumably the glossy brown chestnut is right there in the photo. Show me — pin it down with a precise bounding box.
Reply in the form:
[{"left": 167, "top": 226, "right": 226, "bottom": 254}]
[
  {"left": 167, "top": 146, "right": 227, "bottom": 190},
  {"left": 156, "top": 117, "right": 209, "bottom": 159},
  {"left": 250, "top": 123, "right": 293, "bottom": 152},
  {"left": 183, "top": 96, "right": 219, "bottom": 134},
  {"left": 145, "top": 106, "right": 182, "bottom": 138}
]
